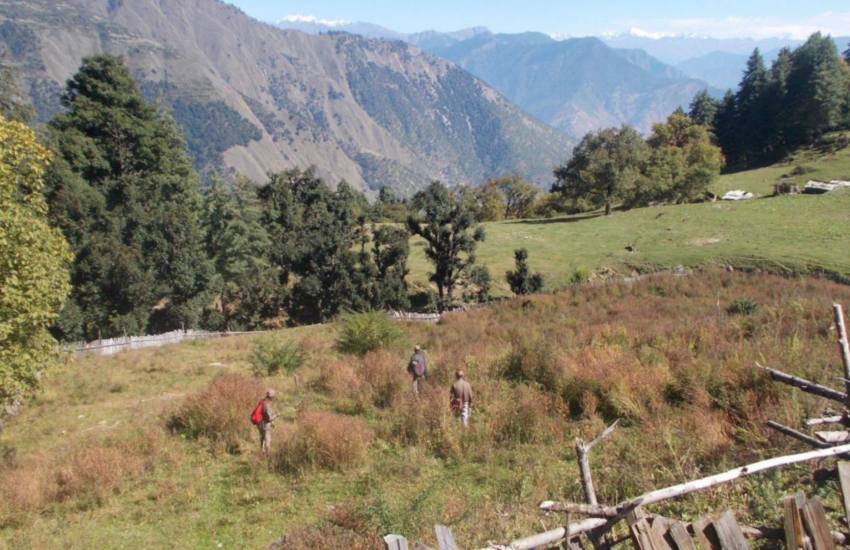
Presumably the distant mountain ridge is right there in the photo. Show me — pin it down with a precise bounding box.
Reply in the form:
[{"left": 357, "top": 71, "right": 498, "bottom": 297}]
[
  {"left": 0, "top": 0, "right": 572, "bottom": 195},
  {"left": 423, "top": 32, "right": 713, "bottom": 137},
  {"left": 275, "top": 18, "right": 719, "bottom": 137}
]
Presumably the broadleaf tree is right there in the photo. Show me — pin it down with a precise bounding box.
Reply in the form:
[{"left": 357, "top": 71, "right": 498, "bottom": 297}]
[
  {"left": 553, "top": 126, "right": 649, "bottom": 215},
  {"left": 0, "top": 116, "right": 72, "bottom": 406},
  {"left": 407, "top": 181, "right": 485, "bottom": 309}
]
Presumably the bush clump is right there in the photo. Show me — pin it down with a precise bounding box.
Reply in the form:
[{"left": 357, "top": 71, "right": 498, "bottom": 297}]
[
  {"left": 273, "top": 411, "right": 372, "bottom": 474},
  {"left": 727, "top": 297, "right": 760, "bottom": 315},
  {"left": 168, "top": 373, "right": 265, "bottom": 452},
  {"left": 251, "top": 337, "right": 304, "bottom": 376},
  {"left": 337, "top": 311, "right": 404, "bottom": 356}
]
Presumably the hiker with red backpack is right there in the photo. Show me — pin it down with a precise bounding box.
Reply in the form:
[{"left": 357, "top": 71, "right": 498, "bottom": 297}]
[
  {"left": 251, "top": 389, "right": 278, "bottom": 454},
  {"left": 450, "top": 370, "right": 473, "bottom": 427},
  {"left": 407, "top": 345, "right": 427, "bottom": 396}
]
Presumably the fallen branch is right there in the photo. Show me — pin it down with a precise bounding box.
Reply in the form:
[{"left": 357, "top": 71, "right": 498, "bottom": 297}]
[
  {"left": 766, "top": 421, "right": 832, "bottom": 449},
  {"left": 756, "top": 363, "right": 848, "bottom": 405},
  {"left": 514, "top": 444, "right": 850, "bottom": 550},
  {"left": 806, "top": 415, "right": 847, "bottom": 426},
  {"left": 540, "top": 502, "right": 619, "bottom": 518}
]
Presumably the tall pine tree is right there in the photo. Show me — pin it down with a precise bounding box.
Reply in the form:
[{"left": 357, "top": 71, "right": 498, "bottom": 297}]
[
  {"left": 785, "top": 33, "right": 848, "bottom": 144},
  {"left": 45, "top": 55, "right": 215, "bottom": 340},
  {"left": 201, "top": 174, "right": 280, "bottom": 330},
  {"left": 735, "top": 49, "right": 769, "bottom": 161}
]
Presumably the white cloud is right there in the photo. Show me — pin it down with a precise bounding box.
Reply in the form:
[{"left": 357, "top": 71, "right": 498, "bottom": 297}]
[
  {"left": 606, "top": 12, "right": 850, "bottom": 40},
  {"left": 277, "top": 14, "right": 351, "bottom": 27}
]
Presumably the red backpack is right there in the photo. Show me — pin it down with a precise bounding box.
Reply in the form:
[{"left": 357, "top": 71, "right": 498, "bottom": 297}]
[{"left": 251, "top": 400, "right": 267, "bottom": 425}]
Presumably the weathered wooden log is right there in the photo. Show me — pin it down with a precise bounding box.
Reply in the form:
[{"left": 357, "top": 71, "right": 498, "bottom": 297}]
[
  {"left": 766, "top": 421, "right": 832, "bottom": 449},
  {"left": 757, "top": 363, "right": 849, "bottom": 405},
  {"left": 539, "top": 502, "right": 619, "bottom": 518},
  {"left": 805, "top": 415, "right": 847, "bottom": 426},
  {"left": 815, "top": 431, "right": 850, "bottom": 444},
  {"left": 836, "top": 305, "right": 850, "bottom": 397}
]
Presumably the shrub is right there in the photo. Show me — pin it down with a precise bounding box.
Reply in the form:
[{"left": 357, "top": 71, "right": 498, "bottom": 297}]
[
  {"left": 570, "top": 266, "right": 590, "bottom": 285},
  {"left": 168, "top": 373, "right": 265, "bottom": 452},
  {"left": 499, "top": 336, "right": 565, "bottom": 394},
  {"left": 272, "top": 411, "right": 372, "bottom": 474},
  {"left": 727, "top": 297, "right": 760, "bottom": 315},
  {"left": 338, "top": 311, "right": 404, "bottom": 356},
  {"left": 489, "top": 385, "right": 563, "bottom": 446},
  {"left": 506, "top": 248, "right": 545, "bottom": 295},
  {"left": 385, "top": 387, "right": 461, "bottom": 459},
  {"left": 251, "top": 337, "right": 304, "bottom": 376}
]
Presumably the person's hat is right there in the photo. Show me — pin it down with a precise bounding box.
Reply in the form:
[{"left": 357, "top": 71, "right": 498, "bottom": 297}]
[
  {"left": 455, "top": 370, "right": 464, "bottom": 379},
  {"left": 266, "top": 389, "right": 276, "bottom": 398},
  {"left": 414, "top": 345, "right": 421, "bottom": 352}
]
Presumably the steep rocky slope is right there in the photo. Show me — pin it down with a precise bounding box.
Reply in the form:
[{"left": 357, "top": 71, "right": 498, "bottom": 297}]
[{"left": 0, "top": 0, "right": 572, "bottom": 194}]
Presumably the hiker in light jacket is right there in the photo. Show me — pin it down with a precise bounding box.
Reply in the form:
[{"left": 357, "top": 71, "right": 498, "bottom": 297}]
[{"left": 450, "top": 370, "right": 473, "bottom": 427}]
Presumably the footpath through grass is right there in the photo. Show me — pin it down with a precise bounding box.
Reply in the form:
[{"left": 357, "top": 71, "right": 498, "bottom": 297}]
[
  {"left": 3, "top": 271, "right": 850, "bottom": 549},
  {"left": 409, "top": 189, "right": 850, "bottom": 295}
]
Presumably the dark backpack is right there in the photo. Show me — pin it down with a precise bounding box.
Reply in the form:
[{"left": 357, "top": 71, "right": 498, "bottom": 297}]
[
  {"left": 409, "top": 355, "right": 425, "bottom": 377},
  {"left": 250, "top": 401, "right": 266, "bottom": 425}
]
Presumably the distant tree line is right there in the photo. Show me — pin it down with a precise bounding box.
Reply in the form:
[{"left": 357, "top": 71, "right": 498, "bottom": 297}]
[{"left": 689, "top": 33, "right": 850, "bottom": 167}]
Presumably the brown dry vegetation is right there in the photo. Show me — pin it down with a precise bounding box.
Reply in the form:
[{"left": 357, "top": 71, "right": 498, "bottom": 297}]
[{"left": 2, "top": 269, "right": 850, "bottom": 549}]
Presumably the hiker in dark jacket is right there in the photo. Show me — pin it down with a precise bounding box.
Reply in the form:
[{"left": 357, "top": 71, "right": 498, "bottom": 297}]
[
  {"left": 450, "top": 371, "right": 473, "bottom": 427},
  {"left": 407, "top": 345, "right": 427, "bottom": 396},
  {"left": 258, "top": 389, "right": 278, "bottom": 454}
]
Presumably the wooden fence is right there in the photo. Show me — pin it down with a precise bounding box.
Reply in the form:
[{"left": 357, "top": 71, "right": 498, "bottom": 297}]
[{"left": 68, "top": 329, "right": 265, "bottom": 356}]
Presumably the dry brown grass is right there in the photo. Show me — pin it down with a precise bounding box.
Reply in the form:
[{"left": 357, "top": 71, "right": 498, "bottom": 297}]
[
  {"left": 168, "top": 372, "right": 265, "bottom": 452},
  {"left": 0, "top": 426, "right": 177, "bottom": 525},
  {"left": 272, "top": 410, "right": 372, "bottom": 474}
]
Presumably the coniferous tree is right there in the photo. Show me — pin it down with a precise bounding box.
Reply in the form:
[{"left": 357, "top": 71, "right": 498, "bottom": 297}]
[
  {"left": 784, "top": 33, "right": 848, "bottom": 143},
  {"left": 201, "top": 174, "right": 280, "bottom": 330},
  {"left": 714, "top": 91, "right": 739, "bottom": 165},
  {"left": 761, "top": 48, "right": 794, "bottom": 152},
  {"left": 259, "top": 168, "right": 366, "bottom": 323},
  {"left": 506, "top": 248, "right": 544, "bottom": 296},
  {"left": 689, "top": 89, "right": 719, "bottom": 129},
  {"left": 45, "top": 55, "right": 215, "bottom": 340},
  {"left": 407, "top": 181, "right": 485, "bottom": 309},
  {"left": 736, "top": 49, "right": 770, "bottom": 161}
]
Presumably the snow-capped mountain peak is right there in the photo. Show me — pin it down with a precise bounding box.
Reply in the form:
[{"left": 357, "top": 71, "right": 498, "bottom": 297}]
[{"left": 276, "top": 14, "right": 350, "bottom": 27}]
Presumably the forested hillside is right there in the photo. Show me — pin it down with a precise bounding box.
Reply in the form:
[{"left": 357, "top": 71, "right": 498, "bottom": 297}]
[{"left": 0, "top": 0, "right": 571, "bottom": 194}]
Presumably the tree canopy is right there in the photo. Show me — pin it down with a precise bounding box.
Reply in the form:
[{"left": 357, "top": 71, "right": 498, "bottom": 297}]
[
  {"left": 407, "top": 181, "right": 485, "bottom": 308},
  {"left": 0, "top": 116, "right": 72, "bottom": 404},
  {"left": 45, "top": 55, "right": 215, "bottom": 340},
  {"left": 553, "top": 126, "right": 649, "bottom": 215}
]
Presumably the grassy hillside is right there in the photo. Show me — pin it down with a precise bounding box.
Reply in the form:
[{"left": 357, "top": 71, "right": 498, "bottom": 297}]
[
  {"left": 2, "top": 271, "right": 850, "bottom": 549},
  {"left": 712, "top": 133, "right": 850, "bottom": 196},
  {"left": 408, "top": 136, "right": 850, "bottom": 296},
  {"left": 409, "top": 189, "right": 850, "bottom": 295}
]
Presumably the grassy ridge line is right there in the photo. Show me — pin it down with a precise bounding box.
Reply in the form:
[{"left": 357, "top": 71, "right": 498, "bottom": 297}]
[{"left": 408, "top": 190, "right": 850, "bottom": 296}]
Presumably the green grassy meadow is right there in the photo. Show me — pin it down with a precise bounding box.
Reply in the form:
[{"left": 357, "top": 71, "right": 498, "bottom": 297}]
[{"left": 409, "top": 189, "right": 850, "bottom": 295}]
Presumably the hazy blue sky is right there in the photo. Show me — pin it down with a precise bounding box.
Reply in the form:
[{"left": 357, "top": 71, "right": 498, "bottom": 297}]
[{"left": 226, "top": 1, "right": 850, "bottom": 39}]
